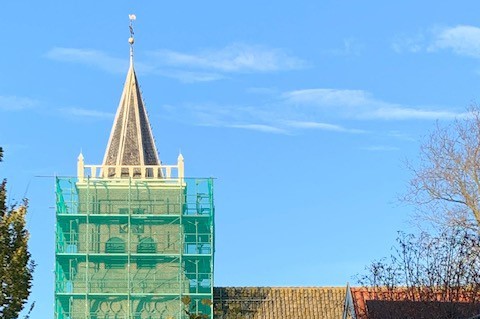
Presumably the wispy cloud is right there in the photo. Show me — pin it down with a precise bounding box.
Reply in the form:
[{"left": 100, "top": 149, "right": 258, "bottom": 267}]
[
  {"left": 46, "top": 47, "right": 127, "bottom": 74},
  {"left": 327, "top": 38, "right": 364, "bottom": 56},
  {"left": 283, "top": 89, "right": 461, "bottom": 120},
  {"left": 158, "top": 70, "right": 225, "bottom": 83},
  {"left": 0, "top": 96, "right": 37, "bottom": 111},
  {"left": 229, "top": 124, "right": 289, "bottom": 134},
  {"left": 161, "top": 86, "right": 461, "bottom": 135},
  {"left": 285, "top": 89, "right": 371, "bottom": 107},
  {"left": 159, "top": 103, "right": 290, "bottom": 134},
  {"left": 284, "top": 120, "right": 366, "bottom": 134},
  {"left": 161, "top": 98, "right": 365, "bottom": 135},
  {"left": 368, "top": 106, "right": 459, "bottom": 120},
  {"left": 429, "top": 25, "right": 480, "bottom": 58},
  {"left": 46, "top": 43, "right": 305, "bottom": 83},
  {"left": 387, "top": 130, "right": 416, "bottom": 142},
  {"left": 164, "top": 103, "right": 288, "bottom": 133},
  {"left": 392, "top": 25, "right": 480, "bottom": 59},
  {"left": 391, "top": 33, "right": 426, "bottom": 53},
  {"left": 149, "top": 43, "right": 306, "bottom": 73},
  {"left": 59, "top": 107, "right": 114, "bottom": 119}
]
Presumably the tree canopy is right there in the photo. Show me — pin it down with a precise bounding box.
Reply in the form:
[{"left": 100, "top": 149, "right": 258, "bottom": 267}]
[{"left": 0, "top": 147, "right": 35, "bottom": 318}]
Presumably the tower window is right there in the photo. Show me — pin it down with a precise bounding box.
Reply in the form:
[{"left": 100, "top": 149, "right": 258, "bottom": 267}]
[
  {"left": 105, "top": 237, "right": 126, "bottom": 253},
  {"left": 137, "top": 237, "right": 156, "bottom": 253}
]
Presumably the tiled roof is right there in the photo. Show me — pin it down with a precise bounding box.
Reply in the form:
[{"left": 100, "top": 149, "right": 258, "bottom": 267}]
[
  {"left": 347, "top": 287, "right": 480, "bottom": 319},
  {"left": 213, "top": 287, "right": 345, "bottom": 319},
  {"left": 365, "top": 300, "right": 480, "bottom": 319}
]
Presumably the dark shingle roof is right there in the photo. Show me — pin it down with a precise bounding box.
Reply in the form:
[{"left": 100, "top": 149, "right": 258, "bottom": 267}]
[
  {"left": 214, "top": 287, "right": 345, "bottom": 319},
  {"left": 366, "top": 300, "right": 480, "bottom": 319},
  {"left": 102, "top": 62, "right": 159, "bottom": 169}
]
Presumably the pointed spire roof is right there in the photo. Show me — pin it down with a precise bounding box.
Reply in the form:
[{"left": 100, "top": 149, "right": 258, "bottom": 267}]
[{"left": 102, "top": 16, "right": 160, "bottom": 168}]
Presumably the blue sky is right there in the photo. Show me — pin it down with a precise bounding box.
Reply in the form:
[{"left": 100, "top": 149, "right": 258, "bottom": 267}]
[{"left": 2, "top": 1, "right": 480, "bottom": 316}]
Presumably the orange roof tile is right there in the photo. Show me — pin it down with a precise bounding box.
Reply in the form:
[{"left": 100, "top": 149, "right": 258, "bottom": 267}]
[{"left": 347, "top": 287, "right": 480, "bottom": 319}]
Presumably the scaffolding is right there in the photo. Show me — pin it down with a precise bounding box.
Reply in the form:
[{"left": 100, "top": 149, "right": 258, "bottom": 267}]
[{"left": 55, "top": 176, "right": 214, "bottom": 319}]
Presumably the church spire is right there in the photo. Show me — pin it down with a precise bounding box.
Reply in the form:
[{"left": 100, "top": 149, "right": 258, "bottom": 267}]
[{"left": 102, "top": 14, "right": 160, "bottom": 175}]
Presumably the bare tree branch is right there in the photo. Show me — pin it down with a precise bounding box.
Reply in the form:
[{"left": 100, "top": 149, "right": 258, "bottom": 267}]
[{"left": 403, "top": 107, "right": 480, "bottom": 229}]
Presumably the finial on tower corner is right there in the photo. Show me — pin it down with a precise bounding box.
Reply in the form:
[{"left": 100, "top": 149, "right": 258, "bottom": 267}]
[
  {"left": 128, "top": 14, "right": 137, "bottom": 63},
  {"left": 177, "top": 152, "right": 185, "bottom": 180},
  {"left": 77, "top": 151, "right": 85, "bottom": 180}
]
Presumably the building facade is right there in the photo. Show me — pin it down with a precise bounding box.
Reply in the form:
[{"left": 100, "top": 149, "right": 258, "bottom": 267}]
[{"left": 54, "top": 22, "right": 214, "bottom": 319}]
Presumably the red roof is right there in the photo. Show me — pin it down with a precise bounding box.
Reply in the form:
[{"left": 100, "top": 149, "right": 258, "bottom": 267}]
[{"left": 348, "top": 287, "right": 480, "bottom": 319}]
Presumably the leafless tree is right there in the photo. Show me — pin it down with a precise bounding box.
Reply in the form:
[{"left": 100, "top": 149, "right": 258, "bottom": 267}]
[
  {"left": 357, "top": 227, "right": 480, "bottom": 318},
  {"left": 404, "top": 107, "right": 480, "bottom": 229}
]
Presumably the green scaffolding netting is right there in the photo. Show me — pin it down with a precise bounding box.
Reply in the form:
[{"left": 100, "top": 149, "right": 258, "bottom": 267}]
[{"left": 54, "top": 177, "right": 214, "bottom": 319}]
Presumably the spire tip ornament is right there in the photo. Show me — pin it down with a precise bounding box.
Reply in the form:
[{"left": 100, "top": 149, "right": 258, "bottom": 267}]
[{"left": 128, "top": 14, "right": 136, "bottom": 62}]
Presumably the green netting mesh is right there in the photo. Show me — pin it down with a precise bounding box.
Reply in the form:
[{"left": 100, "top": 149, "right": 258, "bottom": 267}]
[{"left": 55, "top": 177, "right": 214, "bottom": 319}]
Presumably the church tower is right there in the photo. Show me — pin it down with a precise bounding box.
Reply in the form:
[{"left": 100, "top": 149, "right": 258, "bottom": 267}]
[{"left": 54, "top": 16, "right": 214, "bottom": 319}]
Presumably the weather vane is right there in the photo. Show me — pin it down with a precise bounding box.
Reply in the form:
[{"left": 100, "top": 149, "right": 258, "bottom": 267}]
[
  {"left": 128, "top": 14, "right": 136, "bottom": 62},
  {"left": 128, "top": 14, "right": 136, "bottom": 45}
]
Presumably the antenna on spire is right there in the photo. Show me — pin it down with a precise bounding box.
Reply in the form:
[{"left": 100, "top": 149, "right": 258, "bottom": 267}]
[{"left": 128, "top": 14, "right": 136, "bottom": 64}]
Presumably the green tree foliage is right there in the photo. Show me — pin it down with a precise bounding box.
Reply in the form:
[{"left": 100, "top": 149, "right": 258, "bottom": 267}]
[
  {"left": 180, "top": 296, "right": 213, "bottom": 319},
  {"left": 0, "top": 147, "right": 35, "bottom": 318}
]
